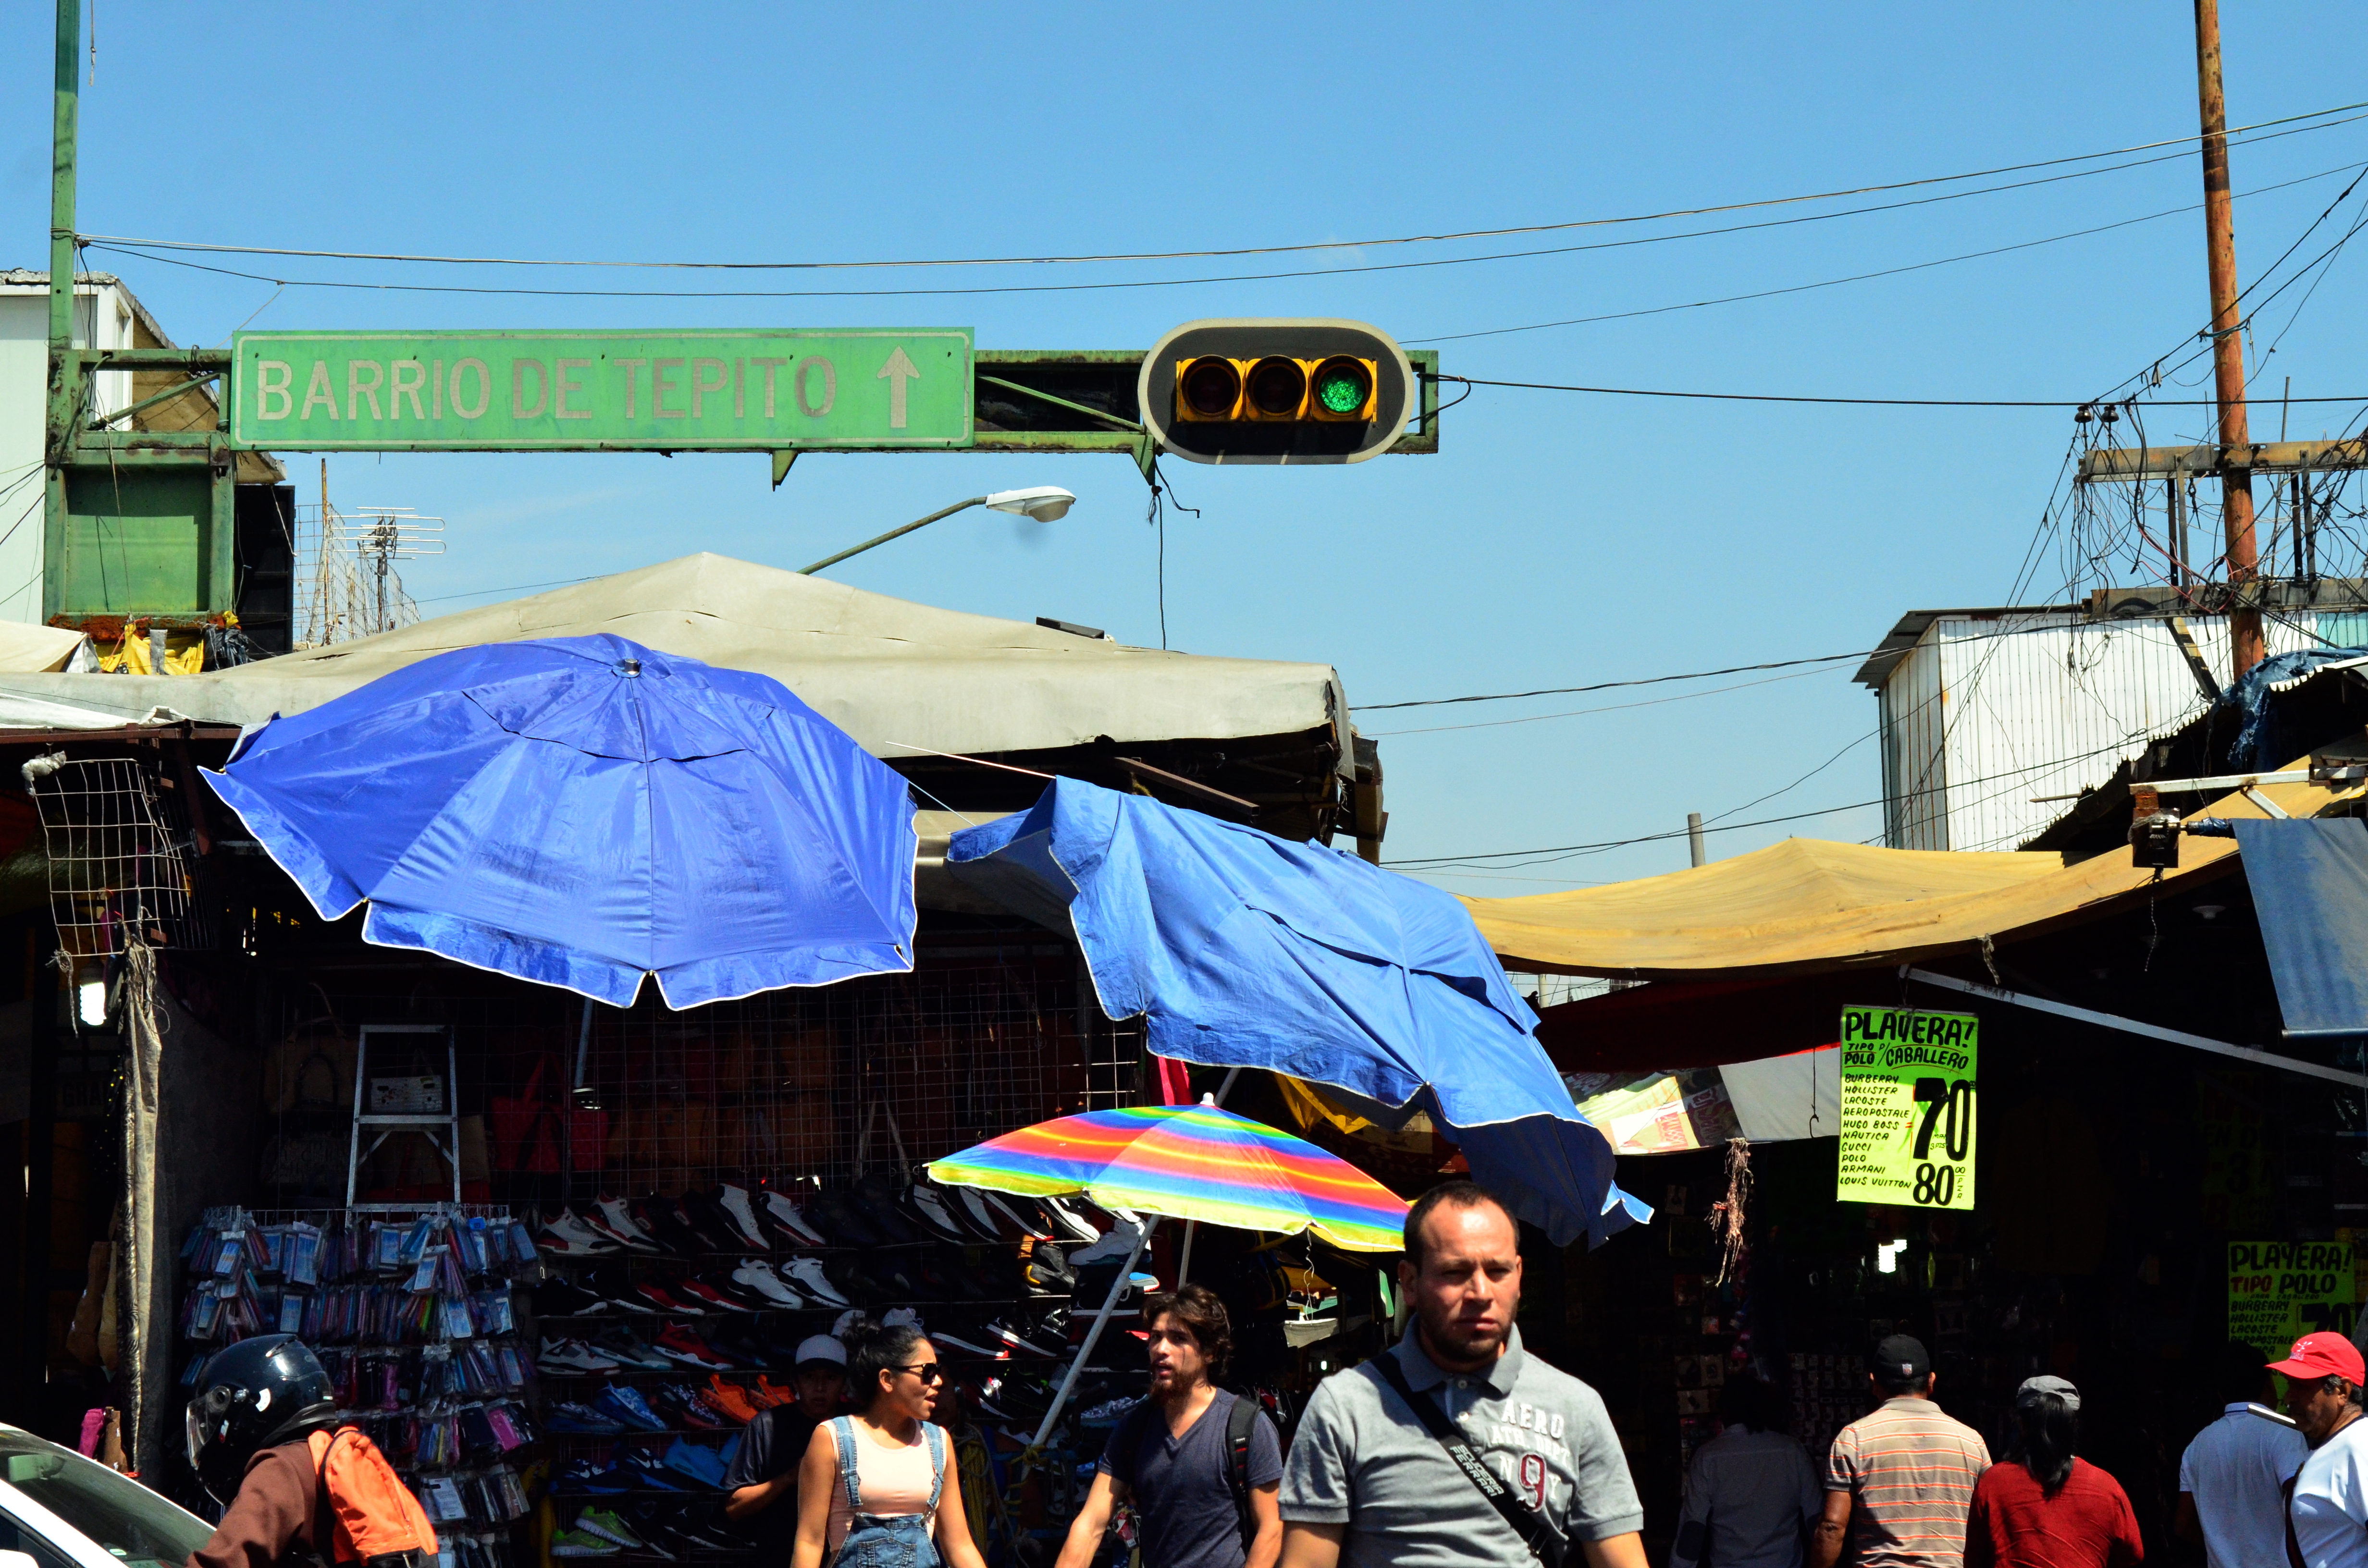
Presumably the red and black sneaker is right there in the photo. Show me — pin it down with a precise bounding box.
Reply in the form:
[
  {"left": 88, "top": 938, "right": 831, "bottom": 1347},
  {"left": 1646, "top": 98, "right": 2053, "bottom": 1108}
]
[
  {"left": 633, "top": 1279, "right": 707, "bottom": 1315},
  {"left": 654, "top": 1323, "right": 734, "bottom": 1371}
]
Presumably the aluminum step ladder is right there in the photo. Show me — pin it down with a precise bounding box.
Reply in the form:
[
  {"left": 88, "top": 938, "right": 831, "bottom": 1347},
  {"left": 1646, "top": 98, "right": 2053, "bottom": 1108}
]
[{"left": 346, "top": 1023, "right": 462, "bottom": 1211}]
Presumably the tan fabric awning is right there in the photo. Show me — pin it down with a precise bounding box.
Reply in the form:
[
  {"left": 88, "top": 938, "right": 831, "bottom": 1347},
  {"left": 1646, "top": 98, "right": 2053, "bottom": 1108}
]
[{"left": 1459, "top": 758, "right": 2368, "bottom": 978}]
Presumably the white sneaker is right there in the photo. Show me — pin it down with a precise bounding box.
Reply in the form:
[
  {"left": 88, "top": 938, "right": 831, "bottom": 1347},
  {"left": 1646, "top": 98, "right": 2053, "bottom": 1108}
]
[
  {"left": 539, "top": 1211, "right": 620, "bottom": 1257},
  {"left": 1038, "top": 1196, "right": 1101, "bottom": 1245},
  {"left": 539, "top": 1336, "right": 621, "bottom": 1374},
  {"left": 781, "top": 1256, "right": 849, "bottom": 1307},
  {"left": 715, "top": 1185, "right": 770, "bottom": 1251},
  {"left": 588, "top": 1197, "right": 661, "bottom": 1253},
  {"left": 731, "top": 1259, "right": 802, "bottom": 1307},
  {"left": 760, "top": 1190, "right": 829, "bottom": 1248}
]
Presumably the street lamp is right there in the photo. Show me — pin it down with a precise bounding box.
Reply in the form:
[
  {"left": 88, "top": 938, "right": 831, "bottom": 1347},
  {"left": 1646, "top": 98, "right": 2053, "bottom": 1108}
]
[{"left": 798, "top": 487, "right": 1077, "bottom": 575}]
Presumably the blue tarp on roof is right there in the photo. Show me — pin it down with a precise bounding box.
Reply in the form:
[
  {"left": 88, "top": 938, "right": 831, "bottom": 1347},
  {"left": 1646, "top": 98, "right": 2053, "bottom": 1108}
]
[
  {"left": 947, "top": 778, "right": 1649, "bottom": 1247},
  {"left": 2235, "top": 818, "right": 2368, "bottom": 1041},
  {"left": 208, "top": 634, "right": 918, "bottom": 1008}
]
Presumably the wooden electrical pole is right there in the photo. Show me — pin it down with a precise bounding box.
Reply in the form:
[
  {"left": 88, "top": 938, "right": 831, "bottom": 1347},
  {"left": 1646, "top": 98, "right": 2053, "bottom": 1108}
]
[{"left": 2195, "top": 0, "right": 2265, "bottom": 678}]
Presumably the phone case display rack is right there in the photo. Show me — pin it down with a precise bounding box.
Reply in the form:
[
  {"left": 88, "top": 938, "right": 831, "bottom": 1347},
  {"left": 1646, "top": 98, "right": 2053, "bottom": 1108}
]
[{"left": 175, "top": 1206, "right": 540, "bottom": 1568}]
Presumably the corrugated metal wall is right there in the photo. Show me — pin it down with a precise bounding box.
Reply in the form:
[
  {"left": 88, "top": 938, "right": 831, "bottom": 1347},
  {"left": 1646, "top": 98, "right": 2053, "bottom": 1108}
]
[{"left": 1876, "top": 612, "right": 2326, "bottom": 852}]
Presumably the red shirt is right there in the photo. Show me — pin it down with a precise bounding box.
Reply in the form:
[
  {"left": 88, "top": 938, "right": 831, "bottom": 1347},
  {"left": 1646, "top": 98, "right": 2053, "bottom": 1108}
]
[{"left": 1964, "top": 1458, "right": 2144, "bottom": 1568}]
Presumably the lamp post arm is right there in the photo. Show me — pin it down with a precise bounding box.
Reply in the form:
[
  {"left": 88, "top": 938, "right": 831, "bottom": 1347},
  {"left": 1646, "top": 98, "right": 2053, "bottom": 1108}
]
[{"left": 797, "top": 495, "right": 988, "bottom": 575}]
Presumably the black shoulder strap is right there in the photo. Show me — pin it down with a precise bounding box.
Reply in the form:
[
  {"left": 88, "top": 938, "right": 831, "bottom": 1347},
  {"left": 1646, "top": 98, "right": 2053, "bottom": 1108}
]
[
  {"left": 1224, "top": 1394, "right": 1258, "bottom": 1552},
  {"left": 1370, "top": 1354, "right": 1566, "bottom": 1568}
]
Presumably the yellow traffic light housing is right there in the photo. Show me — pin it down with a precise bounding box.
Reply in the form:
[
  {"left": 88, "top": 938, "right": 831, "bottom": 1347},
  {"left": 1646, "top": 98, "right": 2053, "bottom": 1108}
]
[
  {"left": 1175, "top": 357, "right": 1244, "bottom": 422},
  {"left": 1173, "top": 355, "right": 1377, "bottom": 423}
]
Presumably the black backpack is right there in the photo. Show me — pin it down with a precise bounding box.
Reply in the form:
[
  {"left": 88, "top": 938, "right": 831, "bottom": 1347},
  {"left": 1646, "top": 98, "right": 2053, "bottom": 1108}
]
[{"left": 1110, "top": 1394, "right": 1262, "bottom": 1553}]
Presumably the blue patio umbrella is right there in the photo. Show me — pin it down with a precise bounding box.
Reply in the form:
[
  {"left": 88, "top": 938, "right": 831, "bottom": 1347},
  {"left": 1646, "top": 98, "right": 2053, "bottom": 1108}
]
[
  {"left": 947, "top": 778, "right": 1650, "bottom": 1248},
  {"left": 206, "top": 635, "right": 917, "bottom": 1008}
]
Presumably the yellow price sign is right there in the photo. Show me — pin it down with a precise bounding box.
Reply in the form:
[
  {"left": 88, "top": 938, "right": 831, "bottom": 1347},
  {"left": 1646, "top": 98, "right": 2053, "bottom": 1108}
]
[{"left": 1836, "top": 1007, "right": 1977, "bottom": 1210}]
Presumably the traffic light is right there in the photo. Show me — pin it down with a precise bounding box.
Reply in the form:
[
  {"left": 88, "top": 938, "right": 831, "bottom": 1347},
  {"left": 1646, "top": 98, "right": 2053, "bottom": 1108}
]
[{"left": 1140, "top": 319, "right": 1414, "bottom": 464}]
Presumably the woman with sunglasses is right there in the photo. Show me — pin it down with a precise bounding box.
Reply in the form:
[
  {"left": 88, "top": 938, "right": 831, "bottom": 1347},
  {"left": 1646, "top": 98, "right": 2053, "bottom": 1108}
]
[{"left": 789, "top": 1316, "right": 988, "bottom": 1568}]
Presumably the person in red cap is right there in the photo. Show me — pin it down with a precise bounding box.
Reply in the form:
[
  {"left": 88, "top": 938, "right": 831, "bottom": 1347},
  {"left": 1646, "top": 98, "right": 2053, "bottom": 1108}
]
[{"left": 2274, "top": 1332, "right": 2368, "bottom": 1568}]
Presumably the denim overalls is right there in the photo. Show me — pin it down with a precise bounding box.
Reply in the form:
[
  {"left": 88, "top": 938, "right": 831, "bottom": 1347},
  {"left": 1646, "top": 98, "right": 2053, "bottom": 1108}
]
[{"left": 827, "top": 1415, "right": 948, "bottom": 1568}]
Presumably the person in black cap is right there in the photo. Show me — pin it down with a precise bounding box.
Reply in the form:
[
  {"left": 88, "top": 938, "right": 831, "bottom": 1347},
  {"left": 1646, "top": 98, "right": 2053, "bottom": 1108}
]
[{"left": 1809, "top": 1335, "right": 1990, "bottom": 1568}]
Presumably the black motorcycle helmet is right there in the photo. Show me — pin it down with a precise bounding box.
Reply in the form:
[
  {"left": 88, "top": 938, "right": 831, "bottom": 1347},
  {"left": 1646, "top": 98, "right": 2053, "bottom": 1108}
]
[{"left": 185, "top": 1334, "right": 338, "bottom": 1505}]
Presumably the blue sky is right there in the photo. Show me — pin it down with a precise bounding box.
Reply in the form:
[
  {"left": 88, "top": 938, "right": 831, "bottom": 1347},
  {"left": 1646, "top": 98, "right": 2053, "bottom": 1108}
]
[{"left": 9, "top": 3, "right": 2365, "bottom": 893}]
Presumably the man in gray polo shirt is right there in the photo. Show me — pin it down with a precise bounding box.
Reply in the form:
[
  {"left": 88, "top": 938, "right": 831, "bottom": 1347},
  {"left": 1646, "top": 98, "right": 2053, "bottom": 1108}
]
[{"left": 1280, "top": 1181, "right": 1647, "bottom": 1568}]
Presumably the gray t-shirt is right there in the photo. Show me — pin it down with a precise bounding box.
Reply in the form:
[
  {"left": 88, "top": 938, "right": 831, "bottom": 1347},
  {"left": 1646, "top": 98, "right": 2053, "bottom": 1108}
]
[
  {"left": 1097, "top": 1390, "right": 1283, "bottom": 1568},
  {"left": 1281, "top": 1325, "right": 1643, "bottom": 1566}
]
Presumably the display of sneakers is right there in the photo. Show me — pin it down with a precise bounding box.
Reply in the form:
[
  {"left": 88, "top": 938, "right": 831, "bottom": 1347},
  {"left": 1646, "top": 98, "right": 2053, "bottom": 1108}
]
[
  {"left": 539, "top": 1211, "right": 621, "bottom": 1257},
  {"left": 592, "top": 1384, "right": 669, "bottom": 1434},
  {"left": 539, "top": 1337, "right": 623, "bottom": 1375},
  {"left": 550, "top": 1527, "right": 622, "bottom": 1557},
  {"left": 759, "top": 1188, "right": 831, "bottom": 1248},
  {"left": 780, "top": 1256, "right": 850, "bottom": 1307},
  {"left": 654, "top": 1323, "right": 734, "bottom": 1371},
  {"left": 729, "top": 1258, "right": 802, "bottom": 1307},
  {"left": 712, "top": 1184, "right": 772, "bottom": 1251},
  {"left": 587, "top": 1196, "right": 664, "bottom": 1253},
  {"left": 661, "top": 1438, "right": 729, "bottom": 1488},
  {"left": 548, "top": 1401, "right": 628, "bottom": 1435}
]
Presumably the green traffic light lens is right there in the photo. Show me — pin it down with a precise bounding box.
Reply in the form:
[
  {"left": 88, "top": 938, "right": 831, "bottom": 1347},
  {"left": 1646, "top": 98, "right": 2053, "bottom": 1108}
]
[
  {"left": 1313, "top": 357, "right": 1372, "bottom": 417},
  {"left": 1182, "top": 357, "right": 1241, "bottom": 418},
  {"left": 1247, "top": 357, "right": 1307, "bottom": 417}
]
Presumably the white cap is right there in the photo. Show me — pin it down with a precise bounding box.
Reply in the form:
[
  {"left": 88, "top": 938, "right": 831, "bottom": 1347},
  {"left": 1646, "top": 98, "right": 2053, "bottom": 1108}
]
[{"left": 796, "top": 1335, "right": 848, "bottom": 1368}]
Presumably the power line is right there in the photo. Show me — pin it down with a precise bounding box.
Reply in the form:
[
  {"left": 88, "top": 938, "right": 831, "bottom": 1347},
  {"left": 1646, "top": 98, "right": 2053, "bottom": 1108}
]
[
  {"left": 81, "top": 115, "right": 2368, "bottom": 306},
  {"left": 1435, "top": 374, "right": 2368, "bottom": 409},
  {"left": 1387, "top": 730, "right": 2176, "bottom": 870},
  {"left": 1408, "top": 160, "right": 2362, "bottom": 345},
  {"left": 73, "top": 100, "right": 2368, "bottom": 272}
]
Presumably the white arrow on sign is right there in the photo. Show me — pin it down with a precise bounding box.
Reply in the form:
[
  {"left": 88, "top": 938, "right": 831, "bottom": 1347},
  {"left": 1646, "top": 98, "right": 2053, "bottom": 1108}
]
[{"left": 877, "top": 346, "right": 920, "bottom": 429}]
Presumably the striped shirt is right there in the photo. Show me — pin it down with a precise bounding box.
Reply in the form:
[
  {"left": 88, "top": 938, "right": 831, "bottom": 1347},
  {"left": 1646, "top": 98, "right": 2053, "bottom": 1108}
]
[{"left": 1826, "top": 1397, "right": 1992, "bottom": 1568}]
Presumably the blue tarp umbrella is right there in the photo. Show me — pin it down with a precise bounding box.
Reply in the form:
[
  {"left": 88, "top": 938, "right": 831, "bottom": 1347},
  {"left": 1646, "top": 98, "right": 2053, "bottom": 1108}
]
[
  {"left": 207, "top": 635, "right": 918, "bottom": 1008},
  {"left": 947, "top": 778, "right": 1649, "bottom": 1247}
]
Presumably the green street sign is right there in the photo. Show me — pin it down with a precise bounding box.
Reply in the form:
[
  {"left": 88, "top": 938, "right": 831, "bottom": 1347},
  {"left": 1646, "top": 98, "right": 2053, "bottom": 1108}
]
[{"left": 228, "top": 330, "right": 973, "bottom": 451}]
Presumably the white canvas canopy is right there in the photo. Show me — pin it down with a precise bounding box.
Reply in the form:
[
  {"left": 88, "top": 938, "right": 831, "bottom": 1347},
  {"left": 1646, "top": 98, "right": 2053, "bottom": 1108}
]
[{"left": 0, "top": 553, "right": 1353, "bottom": 764}]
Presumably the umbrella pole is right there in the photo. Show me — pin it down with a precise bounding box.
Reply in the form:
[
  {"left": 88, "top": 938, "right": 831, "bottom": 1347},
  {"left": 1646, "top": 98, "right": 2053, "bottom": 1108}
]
[
  {"left": 1029, "top": 1227, "right": 1147, "bottom": 1449},
  {"left": 1177, "top": 1068, "right": 1243, "bottom": 1285}
]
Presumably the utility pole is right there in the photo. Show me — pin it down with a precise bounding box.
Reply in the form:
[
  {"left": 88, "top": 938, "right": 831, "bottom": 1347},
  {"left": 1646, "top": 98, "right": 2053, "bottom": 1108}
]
[
  {"left": 2194, "top": 0, "right": 2264, "bottom": 678},
  {"left": 1687, "top": 811, "right": 1706, "bottom": 869},
  {"left": 44, "top": 0, "right": 79, "bottom": 563}
]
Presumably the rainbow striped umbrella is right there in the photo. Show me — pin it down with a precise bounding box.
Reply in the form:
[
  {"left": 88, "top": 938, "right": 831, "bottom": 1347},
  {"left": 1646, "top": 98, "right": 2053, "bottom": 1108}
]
[{"left": 928, "top": 1102, "right": 1407, "bottom": 1252}]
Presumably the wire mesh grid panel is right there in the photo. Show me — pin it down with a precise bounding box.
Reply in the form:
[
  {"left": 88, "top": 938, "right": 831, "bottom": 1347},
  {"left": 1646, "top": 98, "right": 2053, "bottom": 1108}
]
[
  {"left": 266, "top": 952, "right": 1143, "bottom": 1209},
  {"left": 28, "top": 755, "right": 210, "bottom": 958}
]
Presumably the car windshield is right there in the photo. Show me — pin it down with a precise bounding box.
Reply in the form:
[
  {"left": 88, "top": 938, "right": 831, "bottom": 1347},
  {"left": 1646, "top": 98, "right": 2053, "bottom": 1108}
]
[{"left": 0, "top": 1431, "right": 211, "bottom": 1568}]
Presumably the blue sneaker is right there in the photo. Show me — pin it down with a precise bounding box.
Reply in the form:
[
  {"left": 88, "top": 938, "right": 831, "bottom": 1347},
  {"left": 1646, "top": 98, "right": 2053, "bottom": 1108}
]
[
  {"left": 594, "top": 1385, "right": 668, "bottom": 1433},
  {"left": 559, "top": 1460, "right": 630, "bottom": 1494},
  {"left": 617, "top": 1452, "right": 685, "bottom": 1491},
  {"left": 662, "top": 1439, "right": 727, "bottom": 1488}
]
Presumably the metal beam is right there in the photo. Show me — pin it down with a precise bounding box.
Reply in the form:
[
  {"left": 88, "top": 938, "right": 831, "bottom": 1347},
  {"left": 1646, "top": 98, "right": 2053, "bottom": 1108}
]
[
  {"left": 1902, "top": 966, "right": 2368, "bottom": 1087},
  {"left": 2080, "top": 436, "right": 2368, "bottom": 482}
]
